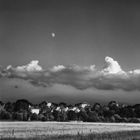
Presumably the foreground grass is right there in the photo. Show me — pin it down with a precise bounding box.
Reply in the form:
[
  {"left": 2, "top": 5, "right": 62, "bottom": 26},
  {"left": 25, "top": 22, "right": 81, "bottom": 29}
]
[
  {"left": 1, "top": 131, "right": 140, "bottom": 140},
  {"left": 1, "top": 122, "right": 140, "bottom": 140}
]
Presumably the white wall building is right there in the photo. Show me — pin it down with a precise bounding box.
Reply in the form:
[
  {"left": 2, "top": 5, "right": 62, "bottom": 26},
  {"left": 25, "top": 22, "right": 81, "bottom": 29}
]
[{"left": 31, "top": 108, "right": 40, "bottom": 115}]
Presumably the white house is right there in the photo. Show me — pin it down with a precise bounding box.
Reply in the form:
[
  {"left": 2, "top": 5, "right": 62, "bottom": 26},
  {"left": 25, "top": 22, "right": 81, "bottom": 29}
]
[
  {"left": 31, "top": 108, "right": 40, "bottom": 115},
  {"left": 29, "top": 105, "right": 40, "bottom": 115}
]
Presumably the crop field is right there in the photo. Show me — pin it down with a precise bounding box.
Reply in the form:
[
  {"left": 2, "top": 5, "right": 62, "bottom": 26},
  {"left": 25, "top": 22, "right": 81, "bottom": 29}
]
[{"left": 1, "top": 122, "right": 140, "bottom": 140}]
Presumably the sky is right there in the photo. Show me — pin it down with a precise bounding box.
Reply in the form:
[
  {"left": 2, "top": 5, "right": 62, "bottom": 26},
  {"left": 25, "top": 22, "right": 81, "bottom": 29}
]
[{"left": 0, "top": 0, "right": 140, "bottom": 104}]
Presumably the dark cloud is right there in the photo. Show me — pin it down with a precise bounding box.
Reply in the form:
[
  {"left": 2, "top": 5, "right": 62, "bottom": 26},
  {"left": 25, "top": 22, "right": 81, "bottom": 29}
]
[{"left": 1, "top": 57, "right": 140, "bottom": 91}]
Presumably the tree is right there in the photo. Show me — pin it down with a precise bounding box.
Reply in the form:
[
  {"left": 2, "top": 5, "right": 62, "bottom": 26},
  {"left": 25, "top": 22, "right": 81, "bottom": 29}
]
[
  {"left": 108, "top": 101, "right": 120, "bottom": 114},
  {"left": 31, "top": 113, "right": 38, "bottom": 121},
  {"left": 119, "top": 105, "right": 135, "bottom": 118},
  {"left": 0, "top": 109, "right": 12, "bottom": 120},
  {"left": 39, "top": 101, "right": 47, "bottom": 108},
  {"left": 22, "top": 110, "right": 29, "bottom": 121},
  {"left": 103, "top": 106, "right": 112, "bottom": 118},
  {"left": 12, "top": 112, "right": 23, "bottom": 121},
  {"left": 92, "top": 103, "right": 103, "bottom": 116},
  {"left": 4, "top": 102, "right": 14, "bottom": 113},
  {"left": 67, "top": 110, "right": 77, "bottom": 121},
  {"left": 38, "top": 114, "right": 47, "bottom": 121},
  {"left": 0, "top": 101, "right": 4, "bottom": 106},
  {"left": 129, "top": 118, "right": 140, "bottom": 123},
  {"left": 113, "top": 114, "right": 122, "bottom": 122},
  {"left": 133, "top": 104, "right": 140, "bottom": 118},
  {"left": 87, "top": 109, "right": 99, "bottom": 122},
  {"left": 59, "top": 102, "right": 67, "bottom": 107},
  {"left": 79, "top": 110, "right": 88, "bottom": 122},
  {"left": 14, "top": 99, "right": 31, "bottom": 112}
]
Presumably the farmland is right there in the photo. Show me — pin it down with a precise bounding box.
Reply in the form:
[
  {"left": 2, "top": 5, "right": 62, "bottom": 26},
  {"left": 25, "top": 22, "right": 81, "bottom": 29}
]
[{"left": 1, "top": 122, "right": 140, "bottom": 140}]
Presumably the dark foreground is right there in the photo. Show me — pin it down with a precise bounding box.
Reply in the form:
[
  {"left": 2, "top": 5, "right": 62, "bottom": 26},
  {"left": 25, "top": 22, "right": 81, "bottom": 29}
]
[{"left": 0, "top": 122, "right": 140, "bottom": 140}]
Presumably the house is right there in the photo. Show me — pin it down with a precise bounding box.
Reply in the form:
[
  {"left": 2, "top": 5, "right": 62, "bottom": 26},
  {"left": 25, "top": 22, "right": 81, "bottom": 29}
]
[
  {"left": 29, "top": 105, "right": 40, "bottom": 115},
  {"left": 79, "top": 102, "right": 90, "bottom": 108},
  {"left": 31, "top": 108, "right": 40, "bottom": 114}
]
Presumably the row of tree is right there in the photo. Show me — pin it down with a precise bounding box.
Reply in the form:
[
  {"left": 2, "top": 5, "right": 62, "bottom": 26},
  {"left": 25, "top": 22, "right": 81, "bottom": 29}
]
[{"left": 0, "top": 99, "right": 140, "bottom": 123}]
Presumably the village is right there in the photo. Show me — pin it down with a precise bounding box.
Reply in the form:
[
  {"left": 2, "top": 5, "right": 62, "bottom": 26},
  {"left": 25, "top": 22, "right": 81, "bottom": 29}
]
[{"left": 0, "top": 99, "right": 140, "bottom": 123}]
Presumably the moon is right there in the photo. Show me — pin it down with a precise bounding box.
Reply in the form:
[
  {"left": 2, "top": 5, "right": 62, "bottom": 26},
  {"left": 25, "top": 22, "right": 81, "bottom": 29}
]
[{"left": 51, "top": 33, "right": 55, "bottom": 38}]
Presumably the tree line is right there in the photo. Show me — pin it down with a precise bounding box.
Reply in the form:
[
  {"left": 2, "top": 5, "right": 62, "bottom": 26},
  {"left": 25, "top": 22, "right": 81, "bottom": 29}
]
[{"left": 0, "top": 99, "right": 140, "bottom": 123}]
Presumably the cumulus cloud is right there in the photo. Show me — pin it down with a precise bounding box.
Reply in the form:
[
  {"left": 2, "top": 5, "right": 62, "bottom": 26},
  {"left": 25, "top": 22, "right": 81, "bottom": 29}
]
[
  {"left": 129, "top": 69, "right": 140, "bottom": 74},
  {"left": 51, "top": 65, "right": 66, "bottom": 72},
  {"left": 1, "top": 57, "right": 140, "bottom": 91},
  {"left": 102, "top": 56, "right": 125, "bottom": 74},
  {"left": 7, "top": 60, "right": 43, "bottom": 72}
]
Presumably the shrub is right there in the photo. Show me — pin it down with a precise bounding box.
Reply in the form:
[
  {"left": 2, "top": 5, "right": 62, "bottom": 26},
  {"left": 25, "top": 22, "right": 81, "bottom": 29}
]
[{"left": 31, "top": 113, "right": 38, "bottom": 121}]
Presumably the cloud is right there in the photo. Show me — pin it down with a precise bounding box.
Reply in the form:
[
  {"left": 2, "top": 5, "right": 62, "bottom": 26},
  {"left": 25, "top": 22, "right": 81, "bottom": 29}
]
[
  {"left": 51, "top": 65, "right": 66, "bottom": 72},
  {"left": 7, "top": 60, "right": 43, "bottom": 72},
  {"left": 1, "top": 57, "right": 140, "bottom": 91},
  {"left": 102, "top": 56, "right": 125, "bottom": 74},
  {"left": 129, "top": 69, "right": 140, "bottom": 74}
]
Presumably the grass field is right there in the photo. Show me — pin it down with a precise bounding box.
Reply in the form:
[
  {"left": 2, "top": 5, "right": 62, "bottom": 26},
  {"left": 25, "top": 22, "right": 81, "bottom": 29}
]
[{"left": 1, "top": 121, "right": 140, "bottom": 140}]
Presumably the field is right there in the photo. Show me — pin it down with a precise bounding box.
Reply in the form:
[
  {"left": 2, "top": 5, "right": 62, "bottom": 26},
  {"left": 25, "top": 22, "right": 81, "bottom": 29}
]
[{"left": 1, "top": 122, "right": 140, "bottom": 140}]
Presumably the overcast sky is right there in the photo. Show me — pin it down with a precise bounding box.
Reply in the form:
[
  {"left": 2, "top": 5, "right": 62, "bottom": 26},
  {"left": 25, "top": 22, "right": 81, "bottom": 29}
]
[{"left": 0, "top": 0, "right": 140, "bottom": 104}]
